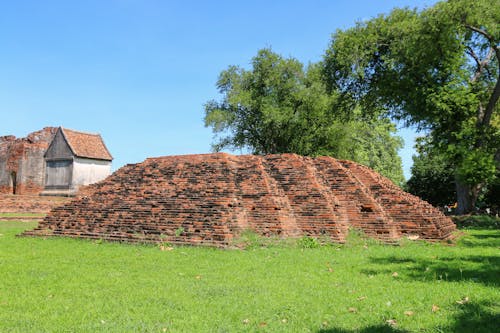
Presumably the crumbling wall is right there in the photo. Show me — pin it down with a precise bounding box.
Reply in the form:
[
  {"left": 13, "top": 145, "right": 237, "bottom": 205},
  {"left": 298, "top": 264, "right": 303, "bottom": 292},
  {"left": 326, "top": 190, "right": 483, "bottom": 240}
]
[
  {"left": 25, "top": 153, "right": 456, "bottom": 246},
  {"left": 0, "top": 127, "right": 57, "bottom": 195}
]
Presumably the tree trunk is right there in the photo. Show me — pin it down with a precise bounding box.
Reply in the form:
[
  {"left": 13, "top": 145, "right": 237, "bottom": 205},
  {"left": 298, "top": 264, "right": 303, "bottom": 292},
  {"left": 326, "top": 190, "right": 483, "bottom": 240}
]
[
  {"left": 456, "top": 180, "right": 473, "bottom": 215},
  {"left": 455, "top": 179, "right": 482, "bottom": 215}
]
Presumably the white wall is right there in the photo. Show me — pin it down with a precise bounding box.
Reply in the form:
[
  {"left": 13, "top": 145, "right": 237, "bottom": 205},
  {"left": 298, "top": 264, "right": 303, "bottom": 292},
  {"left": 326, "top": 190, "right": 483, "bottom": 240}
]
[{"left": 72, "top": 157, "right": 111, "bottom": 188}]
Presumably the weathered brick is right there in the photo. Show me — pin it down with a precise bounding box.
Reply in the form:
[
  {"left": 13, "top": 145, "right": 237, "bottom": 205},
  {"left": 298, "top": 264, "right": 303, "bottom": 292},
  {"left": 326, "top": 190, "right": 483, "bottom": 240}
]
[
  {"left": 0, "top": 127, "right": 57, "bottom": 195},
  {"left": 24, "top": 153, "right": 456, "bottom": 246}
]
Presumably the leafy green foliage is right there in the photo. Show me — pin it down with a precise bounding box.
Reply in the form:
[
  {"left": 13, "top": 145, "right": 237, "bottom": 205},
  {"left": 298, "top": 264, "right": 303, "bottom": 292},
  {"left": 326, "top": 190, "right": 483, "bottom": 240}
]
[
  {"left": 323, "top": 0, "right": 500, "bottom": 212},
  {"left": 297, "top": 236, "right": 320, "bottom": 249},
  {"left": 452, "top": 215, "right": 500, "bottom": 229},
  {"left": 482, "top": 175, "right": 500, "bottom": 209},
  {"left": 204, "top": 48, "right": 404, "bottom": 185},
  {"left": 405, "top": 137, "right": 456, "bottom": 207},
  {"left": 175, "top": 227, "right": 185, "bottom": 237},
  {"left": 407, "top": 135, "right": 500, "bottom": 211},
  {"left": 1, "top": 222, "right": 499, "bottom": 332}
]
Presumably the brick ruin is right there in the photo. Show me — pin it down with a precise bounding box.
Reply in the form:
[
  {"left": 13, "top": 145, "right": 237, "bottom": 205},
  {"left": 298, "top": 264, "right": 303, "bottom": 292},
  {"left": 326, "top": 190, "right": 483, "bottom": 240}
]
[
  {"left": 0, "top": 194, "right": 69, "bottom": 214},
  {"left": 0, "top": 127, "right": 57, "bottom": 195},
  {"left": 24, "top": 153, "right": 456, "bottom": 246}
]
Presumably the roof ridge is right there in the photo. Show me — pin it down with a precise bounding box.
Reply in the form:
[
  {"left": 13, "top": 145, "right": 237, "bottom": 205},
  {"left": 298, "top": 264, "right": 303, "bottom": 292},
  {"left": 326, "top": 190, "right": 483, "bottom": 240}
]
[{"left": 61, "top": 127, "right": 100, "bottom": 136}]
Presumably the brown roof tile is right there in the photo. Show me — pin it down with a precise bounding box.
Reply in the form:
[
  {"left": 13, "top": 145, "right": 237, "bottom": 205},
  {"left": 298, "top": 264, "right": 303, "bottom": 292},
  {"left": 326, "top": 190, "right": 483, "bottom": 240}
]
[{"left": 61, "top": 128, "right": 113, "bottom": 161}]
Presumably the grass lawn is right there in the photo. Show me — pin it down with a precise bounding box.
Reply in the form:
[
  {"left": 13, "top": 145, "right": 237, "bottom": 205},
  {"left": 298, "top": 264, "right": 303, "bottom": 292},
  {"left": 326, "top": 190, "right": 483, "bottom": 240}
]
[{"left": 0, "top": 222, "right": 499, "bottom": 332}]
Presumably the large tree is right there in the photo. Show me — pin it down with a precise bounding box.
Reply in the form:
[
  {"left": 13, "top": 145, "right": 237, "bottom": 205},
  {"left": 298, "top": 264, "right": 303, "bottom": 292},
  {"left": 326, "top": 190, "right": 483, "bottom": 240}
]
[
  {"left": 204, "top": 48, "right": 405, "bottom": 185},
  {"left": 323, "top": 0, "right": 499, "bottom": 214}
]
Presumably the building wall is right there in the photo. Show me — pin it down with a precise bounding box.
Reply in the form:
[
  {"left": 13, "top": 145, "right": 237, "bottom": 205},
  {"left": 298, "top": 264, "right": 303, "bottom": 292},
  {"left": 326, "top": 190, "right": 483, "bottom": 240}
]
[
  {"left": 0, "top": 136, "right": 22, "bottom": 194},
  {"left": 0, "top": 161, "right": 13, "bottom": 193},
  {"left": 0, "top": 128, "right": 57, "bottom": 195},
  {"left": 0, "top": 141, "right": 11, "bottom": 193},
  {"left": 17, "top": 145, "right": 48, "bottom": 194},
  {"left": 72, "top": 157, "right": 111, "bottom": 189}
]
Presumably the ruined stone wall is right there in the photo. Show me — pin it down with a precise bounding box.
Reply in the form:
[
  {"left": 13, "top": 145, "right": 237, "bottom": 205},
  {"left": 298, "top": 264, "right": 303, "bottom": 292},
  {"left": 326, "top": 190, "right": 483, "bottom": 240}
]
[
  {"left": 0, "top": 128, "right": 57, "bottom": 195},
  {"left": 25, "top": 153, "right": 456, "bottom": 246}
]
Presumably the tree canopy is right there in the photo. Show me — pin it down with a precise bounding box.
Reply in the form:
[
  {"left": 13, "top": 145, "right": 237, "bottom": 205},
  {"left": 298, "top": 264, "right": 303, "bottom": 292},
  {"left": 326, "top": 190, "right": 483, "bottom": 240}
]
[
  {"left": 204, "top": 49, "right": 405, "bottom": 185},
  {"left": 323, "top": 0, "right": 499, "bottom": 213}
]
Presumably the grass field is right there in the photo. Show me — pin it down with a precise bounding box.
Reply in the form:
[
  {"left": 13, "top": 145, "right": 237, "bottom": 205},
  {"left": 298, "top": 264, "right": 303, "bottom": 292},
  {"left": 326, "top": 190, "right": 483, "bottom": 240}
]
[{"left": 1, "top": 222, "right": 499, "bottom": 332}]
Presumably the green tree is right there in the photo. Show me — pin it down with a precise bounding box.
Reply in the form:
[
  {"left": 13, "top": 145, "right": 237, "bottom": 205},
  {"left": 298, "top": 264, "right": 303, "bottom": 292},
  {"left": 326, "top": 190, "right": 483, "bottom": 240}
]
[
  {"left": 406, "top": 136, "right": 456, "bottom": 207},
  {"left": 204, "top": 48, "right": 404, "bottom": 185},
  {"left": 323, "top": 0, "right": 499, "bottom": 214}
]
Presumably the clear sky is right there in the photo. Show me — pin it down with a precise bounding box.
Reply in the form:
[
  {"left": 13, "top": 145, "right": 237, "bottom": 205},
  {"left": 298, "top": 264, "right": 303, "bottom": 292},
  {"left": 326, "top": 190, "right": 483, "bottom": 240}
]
[{"left": 0, "top": 0, "right": 437, "bottom": 178}]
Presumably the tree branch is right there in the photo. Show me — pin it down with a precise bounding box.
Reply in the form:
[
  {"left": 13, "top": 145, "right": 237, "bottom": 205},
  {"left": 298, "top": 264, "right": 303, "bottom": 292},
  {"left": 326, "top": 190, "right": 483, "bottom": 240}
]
[
  {"left": 466, "top": 46, "right": 481, "bottom": 67},
  {"left": 469, "top": 46, "right": 495, "bottom": 83},
  {"left": 464, "top": 25, "right": 499, "bottom": 128},
  {"left": 483, "top": 74, "right": 500, "bottom": 127},
  {"left": 465, "top": 24, "right": 500, "bottom": 66},
  {"left": 465, "top": 24, "right": 495, "bottom": 44}
]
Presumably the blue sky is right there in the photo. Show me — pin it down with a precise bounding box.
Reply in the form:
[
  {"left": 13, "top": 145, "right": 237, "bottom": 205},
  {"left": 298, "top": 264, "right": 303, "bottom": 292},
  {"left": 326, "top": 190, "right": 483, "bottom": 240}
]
[{"left": 0, "top": 0, "right": 437, "bottom": 178}]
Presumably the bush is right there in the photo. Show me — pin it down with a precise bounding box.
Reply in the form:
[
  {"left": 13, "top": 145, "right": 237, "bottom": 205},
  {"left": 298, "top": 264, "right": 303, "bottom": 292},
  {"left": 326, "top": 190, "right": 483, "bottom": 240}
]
[
  {"left": 297, "top": 236, "right": 320, "bottom": 249},
  {"left": 452, "top": 215, "right": 500, "bottom": 229}
]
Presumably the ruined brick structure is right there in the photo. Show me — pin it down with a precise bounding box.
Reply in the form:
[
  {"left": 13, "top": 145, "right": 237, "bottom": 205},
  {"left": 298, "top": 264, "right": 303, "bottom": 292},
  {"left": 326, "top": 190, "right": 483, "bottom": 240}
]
[
  {"left": 0, "top": 127, "right": 112, "bottom": 197},
  {"left": 25, "top": 153, "right": 456, "bottom": 246},
  {"left": 0, "top": 127, "right": 57, "bottom": 195},
  {"left": 0, "top": 194, "right": 69, "bottom": 214}
]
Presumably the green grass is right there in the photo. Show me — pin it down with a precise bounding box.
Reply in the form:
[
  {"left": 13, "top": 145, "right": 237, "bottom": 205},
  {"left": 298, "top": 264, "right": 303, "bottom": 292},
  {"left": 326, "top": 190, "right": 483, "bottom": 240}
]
[{"left": 1, "top": 222, "right": 499, "bottom": 332}]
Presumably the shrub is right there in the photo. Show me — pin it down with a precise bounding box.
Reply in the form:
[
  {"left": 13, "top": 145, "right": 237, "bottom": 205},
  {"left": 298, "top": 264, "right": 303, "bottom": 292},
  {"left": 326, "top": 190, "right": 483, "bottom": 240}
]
[
  {"left": 297, "top": 236, "right": 320, "bottom": 249},
  {"left": 452, "top": 215, "right": 500, "bottom": 229}
]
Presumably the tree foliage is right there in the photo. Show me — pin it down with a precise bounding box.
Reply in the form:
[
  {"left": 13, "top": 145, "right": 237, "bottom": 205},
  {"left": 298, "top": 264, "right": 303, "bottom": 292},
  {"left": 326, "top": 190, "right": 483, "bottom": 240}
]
[
  {"left": 323, "top": 0, "right": 500, "bottom": 213},
  {"left": 204, "top": 49, "right": 405, "bottom": 185},
  {"left": 407, "top": 135, "right": 500, "bottom": 211},
  {"left": 405, "top": 137, "right": 456, "bottom": 207}
]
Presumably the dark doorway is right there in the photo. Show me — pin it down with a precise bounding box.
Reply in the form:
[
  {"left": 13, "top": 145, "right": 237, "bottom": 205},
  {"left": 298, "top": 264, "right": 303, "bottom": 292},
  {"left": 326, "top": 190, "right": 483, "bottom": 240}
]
[
  {"left": 45, "top": 160, "right": 72, "bottom": 189},
  {"left": 10, "top": 172, "right": 17, "bottom": 194}
]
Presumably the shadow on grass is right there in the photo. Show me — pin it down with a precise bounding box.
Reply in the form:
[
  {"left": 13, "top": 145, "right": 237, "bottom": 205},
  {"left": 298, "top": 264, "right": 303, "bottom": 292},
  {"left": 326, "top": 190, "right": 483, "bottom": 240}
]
[
  {"left": 458, "top": 230, "right": 500, "bottom": 248},
  {"left": 365, "top": 254, "right": 499, "bottom": 286},
  {"left": 448, "top": 301, "right": 500, "bottom": 333},
  {"left": 317, "top": 301, "right": 499, "bottom": 333},
  {"left": 360, "top": 231, "right": 500, "bottom": 286},
  {"left": 318, "top": 325, "right": 408, "bottom": 332}
]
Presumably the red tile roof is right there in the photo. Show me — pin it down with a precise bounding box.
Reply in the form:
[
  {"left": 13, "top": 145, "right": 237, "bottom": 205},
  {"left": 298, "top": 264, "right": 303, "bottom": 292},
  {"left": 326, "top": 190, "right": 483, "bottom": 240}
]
[{"left": 61, "top": 128, "right": 113, "bottom": 161}]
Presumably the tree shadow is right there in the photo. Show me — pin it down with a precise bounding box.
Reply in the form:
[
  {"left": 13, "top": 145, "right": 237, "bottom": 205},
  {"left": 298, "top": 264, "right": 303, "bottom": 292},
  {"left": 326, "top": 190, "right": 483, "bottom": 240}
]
[
  {"left": 447, "top": 300, "right": 500, "bottom": 333},
  {"left": 366, "top": 254, "right": 499, "bottom": 286},
  {"left": 320, "top": 231, "right": 499, "bottom": 332},
  {"left": 317, "top": 301, "right": 499, "bottom": 332},
  {"left": 360, "top": 230, "right": 500, "bottom": 286},
  {"left": 458, "top": 229, "right": 500, "bottom": 248},
  {"left": 318, "top": 325, "right": 409, "bottom": 333}
]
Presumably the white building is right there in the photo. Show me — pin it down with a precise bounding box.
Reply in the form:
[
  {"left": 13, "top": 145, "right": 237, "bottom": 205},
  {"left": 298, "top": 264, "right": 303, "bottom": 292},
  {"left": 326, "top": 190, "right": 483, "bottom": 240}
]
[{"left": 42, "top": 127, "right": 113, "bottom": 195}]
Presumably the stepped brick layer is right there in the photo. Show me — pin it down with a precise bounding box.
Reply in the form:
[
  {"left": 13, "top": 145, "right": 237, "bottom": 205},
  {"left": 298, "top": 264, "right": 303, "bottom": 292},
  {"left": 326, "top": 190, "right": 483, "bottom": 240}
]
[{"left": 24, "top": 153, "right": 456, "bottom": 246}]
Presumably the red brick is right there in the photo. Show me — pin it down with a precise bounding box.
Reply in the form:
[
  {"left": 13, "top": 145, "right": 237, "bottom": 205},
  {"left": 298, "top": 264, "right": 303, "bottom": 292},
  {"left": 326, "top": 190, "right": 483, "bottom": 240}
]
[{"left": 24, "top": 153, "right": 456, "bottom": 246}]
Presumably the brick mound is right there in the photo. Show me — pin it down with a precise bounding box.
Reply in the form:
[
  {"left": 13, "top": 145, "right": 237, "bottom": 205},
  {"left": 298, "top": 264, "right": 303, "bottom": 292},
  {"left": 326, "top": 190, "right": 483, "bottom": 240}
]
[{"left": 23, "top": 153, "right": 456, "bottom": 246}]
